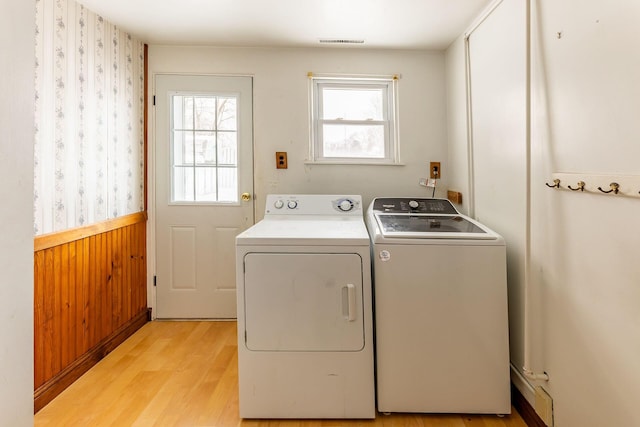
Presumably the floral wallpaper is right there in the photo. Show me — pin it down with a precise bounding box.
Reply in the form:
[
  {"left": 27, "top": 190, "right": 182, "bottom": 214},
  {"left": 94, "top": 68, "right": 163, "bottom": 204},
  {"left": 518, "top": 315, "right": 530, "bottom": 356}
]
[{"left": 34, "top": 0, "right": 145, "bottom": 235}]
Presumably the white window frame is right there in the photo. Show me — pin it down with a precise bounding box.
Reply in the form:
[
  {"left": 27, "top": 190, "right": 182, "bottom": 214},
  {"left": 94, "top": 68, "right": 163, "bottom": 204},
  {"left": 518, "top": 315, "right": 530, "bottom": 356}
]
[
  {"left": 169, "top": 91, "right": 240, "bottom": 205},
  {"left": 309, "top": 75, "right": 400, "bottom": 164}
]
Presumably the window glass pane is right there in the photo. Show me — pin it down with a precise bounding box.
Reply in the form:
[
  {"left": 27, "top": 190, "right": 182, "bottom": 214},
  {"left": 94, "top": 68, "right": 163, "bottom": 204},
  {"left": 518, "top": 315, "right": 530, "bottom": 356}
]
[
  {"left": 322, "top": 124, "right": 385, "bottom": 158},
  {"left": 218, "top": 132, "right": 237, "bottom": 166},
  {"left": 173, "top": 166, "right": 194, "bottom": 201},
  {"left": 171, "top": 93, "right": 241, "bottom": 203},
  {"left": 173, "top": 131, "right": 194, "bottom": 165},
  {"left": 322, "top": 88, "right": 383, "bottom": 120},
  {"left": 217, "top": 167, "right": 238, "bottom": 202},
  {"left": 195, "top": 167, "right": 217, "bottom": 201},
  {"left": 195, "top": 132, "right": 216, "bottom": 165},
  {"left": 173, "top": 95, "right": 193, "bottom": 130},
  {"left": 217, "top": 97, "right": 237, "bottom": 130},
  {"left": 194, "top": 97, "right": 216, "bottom": 130}
]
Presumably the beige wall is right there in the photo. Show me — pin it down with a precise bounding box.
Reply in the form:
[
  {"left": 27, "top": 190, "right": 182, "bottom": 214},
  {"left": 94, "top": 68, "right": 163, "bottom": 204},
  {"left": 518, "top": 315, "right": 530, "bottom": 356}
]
[
  {"left": 0, "top": 0, "right": 35, "bottom": 424},
  {"left": 444, "top": 35, "right": 471, "bottom": 216},
  {"left": 148, "top": 46, "right": 449, "bottom": 220}
]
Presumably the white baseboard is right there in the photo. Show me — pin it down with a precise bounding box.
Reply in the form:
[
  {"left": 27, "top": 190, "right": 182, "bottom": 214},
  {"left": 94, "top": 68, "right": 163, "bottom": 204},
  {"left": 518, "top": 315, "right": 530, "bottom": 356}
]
[{"left": 510, "top": 363, "right": 535, "bottom": 406}]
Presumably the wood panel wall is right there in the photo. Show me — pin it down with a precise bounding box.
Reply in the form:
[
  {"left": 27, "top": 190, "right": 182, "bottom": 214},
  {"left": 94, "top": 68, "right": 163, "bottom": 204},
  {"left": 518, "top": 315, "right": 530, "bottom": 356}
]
[{"left": 34, "top": 212, "right": 149, "bottom": 412}]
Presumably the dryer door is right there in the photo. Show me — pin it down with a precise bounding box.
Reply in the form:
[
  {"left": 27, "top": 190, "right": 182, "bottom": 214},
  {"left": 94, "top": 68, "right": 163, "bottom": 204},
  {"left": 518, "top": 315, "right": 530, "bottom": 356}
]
[{"left": 242, "top": 252, "right": 364, "bottom": 351}]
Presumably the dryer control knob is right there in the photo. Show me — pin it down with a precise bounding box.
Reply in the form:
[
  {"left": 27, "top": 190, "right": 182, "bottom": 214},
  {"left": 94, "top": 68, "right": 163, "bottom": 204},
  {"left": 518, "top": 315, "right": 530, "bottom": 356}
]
[
  {"left": 287, "top": 200, "right": 298, "bottom": 209},
  {"left": 409, "top": 200, "right": 419, "bottom": 209},
  {"left": 273, "top": 199, "right": 284, "bottom": 209},
  {"left": 338, "top": 199, "right": 354, "bottom": 211}
]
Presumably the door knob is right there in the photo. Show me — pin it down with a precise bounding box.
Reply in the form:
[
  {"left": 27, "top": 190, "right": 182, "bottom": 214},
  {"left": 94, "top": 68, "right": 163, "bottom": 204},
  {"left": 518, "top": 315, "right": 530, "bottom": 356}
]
[{"left": 241, "top": 192, "right": 251, "bottom": 201}]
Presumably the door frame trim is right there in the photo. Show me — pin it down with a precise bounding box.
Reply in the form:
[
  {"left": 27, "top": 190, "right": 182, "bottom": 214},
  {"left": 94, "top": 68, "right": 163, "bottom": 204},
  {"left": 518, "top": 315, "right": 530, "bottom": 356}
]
[{"left": 147, "top": 72, "right": 256, "bottom": 319}]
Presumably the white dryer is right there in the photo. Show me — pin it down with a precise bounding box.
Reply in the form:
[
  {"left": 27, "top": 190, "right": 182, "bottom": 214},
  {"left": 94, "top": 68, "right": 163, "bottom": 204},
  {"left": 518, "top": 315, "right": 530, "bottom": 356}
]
[
  {"left": 235, "top": 194, "right": 375, "bottom": 419},
  {"left": 366, "top": 197, "right": 511, "bottom": 415}
]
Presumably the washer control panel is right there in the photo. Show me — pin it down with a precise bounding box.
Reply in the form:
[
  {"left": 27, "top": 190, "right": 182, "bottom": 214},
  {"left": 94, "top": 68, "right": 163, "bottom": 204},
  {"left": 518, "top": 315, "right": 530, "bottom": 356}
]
[
  {"left": 371, "top": 198, "right": 459, "bottom": 214},
  {"left": 265, "top": 194, "right": 363, "bottom": 216}
]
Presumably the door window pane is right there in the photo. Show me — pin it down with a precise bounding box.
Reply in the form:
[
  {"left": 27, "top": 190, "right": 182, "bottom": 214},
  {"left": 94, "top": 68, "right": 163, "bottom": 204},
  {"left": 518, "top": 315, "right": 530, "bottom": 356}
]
[
  {"left": 173, "top": 131, "right": 194, "bottom": 165},
  {"left": 218, "top": 132, "right": 237, "bottom": 166},
  {"left": 173, "top": 96, "right": 193, "bottom": 129},
  {"left": 194, "top": 97, "right": 216, "bottom": 130},
  {"left": 217, "top": 167, "right": 238, "bottom": 202},
  {"left": 195, "top": 132, "right": 216, "bottom": 165},
  {"left": 195, "top": 167, "right": 217, "bottom": 201},
  {"left": 171, "top": 94, "right": 238, "bottom": 203},
  {"left": 173, "top": 166, "right": 195, "bottom": 202},
  {"left": 217, "top": 97, "right": 237, "bottom": 130}
]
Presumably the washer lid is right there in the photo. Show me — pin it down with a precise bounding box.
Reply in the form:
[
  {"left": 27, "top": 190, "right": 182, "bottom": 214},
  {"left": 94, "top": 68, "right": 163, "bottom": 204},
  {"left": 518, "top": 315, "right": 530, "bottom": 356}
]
[{"left": 374, "top": 213, "right": 498, "bottom": 240}]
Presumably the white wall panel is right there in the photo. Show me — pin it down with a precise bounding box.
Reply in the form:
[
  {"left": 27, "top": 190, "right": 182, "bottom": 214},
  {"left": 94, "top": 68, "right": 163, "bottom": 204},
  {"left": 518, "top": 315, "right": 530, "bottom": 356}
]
[
  {"left": 531, "top": 0, "right": 640, "bottom": 425},
  {"left": 467, "top": 0, "right": 528, "bottom": 374},
  {"left": 0, "top": 0, "right": 35, "bottom": 424},
  {"left": 450, "top": 0, "right": 640, "bottom": 425}
]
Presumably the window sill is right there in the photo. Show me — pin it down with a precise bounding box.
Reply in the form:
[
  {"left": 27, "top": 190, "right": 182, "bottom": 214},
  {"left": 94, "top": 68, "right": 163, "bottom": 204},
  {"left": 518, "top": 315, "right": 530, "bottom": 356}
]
[{"left": 304, "top": 160, "right": 405, "bottom": 166}]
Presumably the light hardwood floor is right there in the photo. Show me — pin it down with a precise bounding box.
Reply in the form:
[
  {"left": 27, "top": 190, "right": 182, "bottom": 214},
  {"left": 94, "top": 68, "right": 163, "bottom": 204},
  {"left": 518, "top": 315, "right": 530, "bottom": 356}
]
[{"left": 35, "top": 321, "right": 528, "bottom": 427}]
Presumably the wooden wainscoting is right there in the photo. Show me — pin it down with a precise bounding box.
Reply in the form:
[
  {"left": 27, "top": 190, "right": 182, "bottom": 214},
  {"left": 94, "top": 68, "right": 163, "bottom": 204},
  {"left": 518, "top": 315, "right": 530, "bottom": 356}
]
[{"left": 34, "top": 212, "right": 149, "bottom": 412}]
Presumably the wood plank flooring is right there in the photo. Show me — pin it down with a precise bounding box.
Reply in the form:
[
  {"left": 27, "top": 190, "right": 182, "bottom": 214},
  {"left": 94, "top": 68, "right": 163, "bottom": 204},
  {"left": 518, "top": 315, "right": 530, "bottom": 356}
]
[{"left": 35, "top": 321, "right": 528, "bottom": 427}]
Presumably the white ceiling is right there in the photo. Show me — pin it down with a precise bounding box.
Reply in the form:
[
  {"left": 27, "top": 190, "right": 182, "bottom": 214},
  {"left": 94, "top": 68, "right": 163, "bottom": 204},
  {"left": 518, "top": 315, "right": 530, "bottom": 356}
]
[{"left": 76, "top": 0, "right": 493, "bottom": 50}]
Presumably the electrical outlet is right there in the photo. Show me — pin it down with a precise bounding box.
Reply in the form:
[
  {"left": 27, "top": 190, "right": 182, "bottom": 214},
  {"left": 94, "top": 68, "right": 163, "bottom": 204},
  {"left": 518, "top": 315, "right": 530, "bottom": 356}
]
[
  {"left": 430, "top": 162, "right": 441, "bottom": 179},
  {"left": 535, "top": 386, "right": 554, "bottom": 426},
  {"left": 276, "top": 152, "right": 288, "bottom": 169}
]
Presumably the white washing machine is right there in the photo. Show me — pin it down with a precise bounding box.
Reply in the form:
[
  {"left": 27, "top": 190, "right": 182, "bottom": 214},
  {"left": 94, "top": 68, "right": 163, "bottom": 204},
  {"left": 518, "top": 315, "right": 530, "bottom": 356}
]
[
  {"left": 235, "top": 194, "right": 375, "bottom": 419},
  {"left": 366, "top": 197, "right": 511, "bottom": 415}
]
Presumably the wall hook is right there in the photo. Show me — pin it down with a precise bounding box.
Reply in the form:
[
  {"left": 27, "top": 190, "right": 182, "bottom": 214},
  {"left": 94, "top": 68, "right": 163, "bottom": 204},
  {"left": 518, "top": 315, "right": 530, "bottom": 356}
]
[
  {"left": 568, "top": 181, "right": 586, "bottom": 191},
  {"left": 545, "top": 179, "right": 561, "bottom": 188},
  {"left": 597, "top": 182, "right": 619, "bottom": 194}
]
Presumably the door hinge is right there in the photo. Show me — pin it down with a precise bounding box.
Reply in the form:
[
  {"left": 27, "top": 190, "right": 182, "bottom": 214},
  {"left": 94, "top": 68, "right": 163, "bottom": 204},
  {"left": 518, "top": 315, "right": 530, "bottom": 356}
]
[
  {"left": 153, "top": 275, "right": 157, "bottom": 286},
  {"left": 153, "top": 95, "right": 156, "bottom": 106}
]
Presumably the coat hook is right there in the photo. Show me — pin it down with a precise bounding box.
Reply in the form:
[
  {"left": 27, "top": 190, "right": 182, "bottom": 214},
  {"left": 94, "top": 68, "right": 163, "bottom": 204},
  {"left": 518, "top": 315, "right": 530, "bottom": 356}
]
[
  {"left": 597, "top": 182, "right": 619, "bottom": 194},
  {"left": 568, "top": 181, "right": 585, "bottom": 191},
  {"left": 545, "top": 179, "right": 561, "bottom": 188}
]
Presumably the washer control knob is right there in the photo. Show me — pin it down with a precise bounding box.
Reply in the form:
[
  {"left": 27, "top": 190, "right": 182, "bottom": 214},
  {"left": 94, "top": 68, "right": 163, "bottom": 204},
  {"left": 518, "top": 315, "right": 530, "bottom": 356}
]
[
  {"left": 287, "top": 200, "right": 298, "bottom": 209},
  {"left": 338, "top": 199, "right": 354, "bottom": 212},
  {"left": 408, "top": 200, "right": 419, "bottom": 209},
  {"left": 273, "top": 199, "right": 284, "bottom": 209}
]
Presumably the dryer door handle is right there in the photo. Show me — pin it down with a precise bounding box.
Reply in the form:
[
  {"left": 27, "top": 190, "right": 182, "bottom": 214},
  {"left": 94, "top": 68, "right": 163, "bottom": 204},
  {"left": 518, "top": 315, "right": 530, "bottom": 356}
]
[{"left": 343, "top": 283, "right": 357, "bottom": 321}]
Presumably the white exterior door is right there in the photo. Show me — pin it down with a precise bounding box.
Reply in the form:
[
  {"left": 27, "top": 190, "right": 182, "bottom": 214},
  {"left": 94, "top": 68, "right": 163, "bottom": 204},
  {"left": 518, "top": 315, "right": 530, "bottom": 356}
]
[{"left": 155, "top": 74, "right": 253, "bottom": 318}]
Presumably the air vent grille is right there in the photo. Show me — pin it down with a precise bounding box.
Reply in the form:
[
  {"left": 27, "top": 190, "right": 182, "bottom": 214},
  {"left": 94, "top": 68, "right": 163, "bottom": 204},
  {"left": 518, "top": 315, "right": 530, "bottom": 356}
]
[{"left": 319, "top": 39, "right": 365, "bottom": 44}]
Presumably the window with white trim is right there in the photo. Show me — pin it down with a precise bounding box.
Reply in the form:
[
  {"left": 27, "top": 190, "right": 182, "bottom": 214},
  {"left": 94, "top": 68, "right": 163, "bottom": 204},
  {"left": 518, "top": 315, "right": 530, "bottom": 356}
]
[
  {"left": 171, "top": 93, "right": 239, "bottom": 203},
  {"left": 310, "top": 76, "right": 399, "bottom": 163}
]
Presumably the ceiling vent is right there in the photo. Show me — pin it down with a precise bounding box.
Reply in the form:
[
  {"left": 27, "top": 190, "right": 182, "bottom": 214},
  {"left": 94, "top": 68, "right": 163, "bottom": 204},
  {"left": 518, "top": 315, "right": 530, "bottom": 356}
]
[{"left": 319, "top": 39, "right": 365, "bottom": 44}]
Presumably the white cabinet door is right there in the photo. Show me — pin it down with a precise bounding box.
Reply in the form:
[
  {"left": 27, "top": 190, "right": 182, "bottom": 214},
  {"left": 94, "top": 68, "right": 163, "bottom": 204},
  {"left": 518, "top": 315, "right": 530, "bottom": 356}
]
[{"left": 242, "top": 253, "right": 364, "bottom": 351}]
